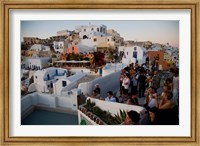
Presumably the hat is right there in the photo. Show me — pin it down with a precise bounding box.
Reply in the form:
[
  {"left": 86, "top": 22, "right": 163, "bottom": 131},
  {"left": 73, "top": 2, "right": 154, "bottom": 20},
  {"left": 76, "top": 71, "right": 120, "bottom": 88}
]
[{"left": 127, "top": 110, "right": 140, "bottom": 123}]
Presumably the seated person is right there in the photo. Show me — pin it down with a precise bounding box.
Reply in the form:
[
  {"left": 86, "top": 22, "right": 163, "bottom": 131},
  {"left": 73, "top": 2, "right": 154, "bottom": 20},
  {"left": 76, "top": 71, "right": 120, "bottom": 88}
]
[
  {"left": 91, "top": 89, "right": 101, "bottom": 99},
  {"left": 121, "top": 110, "right": 140, "bottom": 125},
  {"left": 148, "top": 106, "right": 178, "bottom": 125},
  {"left": 105, "top": 91, "right": 116, "bottom": 102},
  {"left": 144, "top": 86, "right": 157, "bottom": 109},
  {"left": 126, "top": 98, "right": 134, "bottom": 105},
  {"left": 94, "top": 84, "right": 101, "bottom": 94},
  {"left": 157, "top": 91, "right": 175, "bottom": 110},
  {"left": 164, "top": 78, "right": 173, "bottom": 92},
  {"left": 160, "top": 85, "right": 171, "bottom": 100},
  {"left": 122, "top": 90, "right": 129, "bottom": 103},
  {"left": 131, "top": 94, "right": 139, "bottom": 105}
]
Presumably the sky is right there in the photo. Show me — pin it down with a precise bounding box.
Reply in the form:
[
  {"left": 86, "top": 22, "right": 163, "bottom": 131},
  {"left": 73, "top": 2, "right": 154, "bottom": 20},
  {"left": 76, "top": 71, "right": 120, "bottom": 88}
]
[{"left": 21, "top": 20, "right": 179, "bottom": 48}]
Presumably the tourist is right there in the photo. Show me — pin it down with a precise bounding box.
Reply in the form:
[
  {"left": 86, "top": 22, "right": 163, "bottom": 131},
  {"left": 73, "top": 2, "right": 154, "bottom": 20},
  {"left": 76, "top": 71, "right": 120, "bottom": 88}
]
[
  {"left": 138, "top": 70, "right": 147, "bottom": 98},
  {"left": 151, "top": 70, "right": 160, "bottom": 93},
  {"left": 126, "top": 98, "right": 134, "bottom": 105},
  {"left": 160, "top": 85, "right": 171, "bottom": 100},
  {"left": 148, "top": 107, "right": 160, "bottom": 125},
  {"left": 119, "top": 70, "right": 125, "bottom": 94},
  {"left": 122, "top": 73, "right": 130, "bottom": 94},
  {"left": 130, "top": 70, "right": 138, "bottom": 95},
  {"left": 105, "top": 91, "right": 116, "bottom": 102},
  {"left": 91, "top": 89, "right": 101, "bottom": 99},
  {"left": 156, "top": 91, "right": 175, "bottom": 110},
  {"left": 172, "top": 69, "right": 179, "bottom": 106},
  {"left": 121, "top": 110, "right": 140, "bottom": 125},
  {"left": 94, "top": 83, "right": 101, "bottom": 94},
  {"left": 164, "top": 78, "right": 173, "bottom": 92},
  {"left": 121, "top": 90, "right": 129, "bottom": 103},
  {"left": 144, "top": 86, "right": 157, "bottom": 109},
  {"left": 131, "top": 94, "right": 139, "bottom": 105},
  {"left": 154, "top": 91, "right": 178, "bottom": 125}
]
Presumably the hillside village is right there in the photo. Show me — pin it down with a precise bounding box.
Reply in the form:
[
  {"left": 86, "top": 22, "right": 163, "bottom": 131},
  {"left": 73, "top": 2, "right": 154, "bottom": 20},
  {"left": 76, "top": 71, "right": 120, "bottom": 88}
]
[{"left": 21, "top": 24, "right": 179, "bottom": 125}]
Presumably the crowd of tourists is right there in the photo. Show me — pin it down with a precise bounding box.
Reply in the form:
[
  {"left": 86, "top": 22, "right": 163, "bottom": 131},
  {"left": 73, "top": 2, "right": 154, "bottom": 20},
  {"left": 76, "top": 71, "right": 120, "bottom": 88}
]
[{"left": 90, "top": 62, "right": 179, "bottom": 125}]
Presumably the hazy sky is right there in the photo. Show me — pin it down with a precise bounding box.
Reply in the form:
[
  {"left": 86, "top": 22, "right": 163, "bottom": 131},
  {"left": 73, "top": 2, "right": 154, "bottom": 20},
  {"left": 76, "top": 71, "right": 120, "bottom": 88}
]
[{"left": 21, "top": 20, "right": 179, "bottom": 47}]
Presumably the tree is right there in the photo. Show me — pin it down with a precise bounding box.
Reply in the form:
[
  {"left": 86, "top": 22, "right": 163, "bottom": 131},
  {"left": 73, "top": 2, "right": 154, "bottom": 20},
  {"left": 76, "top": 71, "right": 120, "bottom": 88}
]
[{"left": 92, "top": 52, "right": 105, "bottom": 67}]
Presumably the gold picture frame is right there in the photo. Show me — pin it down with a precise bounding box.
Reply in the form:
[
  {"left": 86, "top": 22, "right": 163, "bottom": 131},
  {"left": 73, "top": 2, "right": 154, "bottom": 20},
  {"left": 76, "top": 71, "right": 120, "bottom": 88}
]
[{"left": 0, "top": 0, "right": 199, "bottom": 145}]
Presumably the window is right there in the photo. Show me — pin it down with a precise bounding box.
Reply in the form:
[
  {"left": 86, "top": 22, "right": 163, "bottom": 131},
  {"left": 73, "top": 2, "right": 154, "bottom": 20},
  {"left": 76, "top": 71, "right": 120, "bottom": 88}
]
[
  {"left": 47, "top": 74, "right": 50, "bottom": 80},
  {"left": 97, "top": 28, "right": 99, "bottom": 32},
  {"left": 62, "top": 81, "right": 67, "bottom": 87},
  {"left": 134, "top": 47, "right": 137, "bottom": 50},
  {"left": 103, "top": 28, "right": 106, "bottom": 33},
  {"left": 100, "top": 27, "right": 102, "bottom": 32},
  {"left": 84, "top": 29, "right": 86, "bottom": 32},
  {"left": 93, "top": 38, "right": 97, "bottom": 42},
  {"left": 91, "top": 28, "right": 94, "bottom": 31},
  {"left": 107, "top": 39, "right": 109, "bottom": 42},
  {"left": 72, "top": 47, "right": 74, "bottom": 50},
  {"left": 127, "top": 52, "right": 128, "bottom": 55},
  {"left": 133, "top": 52, "right": 137, "bottom": 58},
  {"left": 35, "top": 76, "right": 37, "bottom": 79}
]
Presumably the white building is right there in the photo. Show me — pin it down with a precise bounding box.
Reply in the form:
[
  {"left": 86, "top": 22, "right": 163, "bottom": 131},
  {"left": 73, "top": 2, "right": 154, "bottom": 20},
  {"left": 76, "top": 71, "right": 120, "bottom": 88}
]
[
  {"left": 57, "top": 29, "right": 72, "bottom": 36},
  {"left": 107, "top": 29, "right": 124, "bottom": 47},
  {"left": 118, "top": 45, "right": 147, "bottom": 65},
  {"left": 53, "top": 72, "right": 86, "bottom": 95},
  {"left": 101, "top": 63, "right": 126, "bottom": 76},
  {"left": 53, "top": 41, "right": 68, "bottom": 54},
  {"left": 32, "top": 67, "right": 69, "bottom": 93},
  {"left": 77, "top": 24, "right": 107, "bottom": 39},
  {"left": 30, "top": 44, "right": 50, "bottom": 51},
  {"left": 25, "top": 54, "right": 50, "bottom": 70}
]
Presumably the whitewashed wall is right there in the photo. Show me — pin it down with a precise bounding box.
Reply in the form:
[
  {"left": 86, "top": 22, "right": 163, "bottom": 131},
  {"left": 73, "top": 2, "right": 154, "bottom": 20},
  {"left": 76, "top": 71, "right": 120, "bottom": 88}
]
[
  {"left": 21, "top": 89, "right": 81, "bottom": 114},
  {"left": 78, "top": 97, "right": 146, "bottom": 125},
  {"left": 78, "top": 71, "right": 120, "bottom": 98},
  {"left": 102, "top": 63, "right": 126, "bottom": 76},
  {"left": 53, "top": 72, "right": 86, "bottom": 95},
  {"left": 88, "top": 97, "right": 145, "bottom": 115},
  {"left": 122, "top": 58, "right": 136, "bottom": 65},
  {"left": 70, "top": 68, "right": 98, "bottom": 75}
]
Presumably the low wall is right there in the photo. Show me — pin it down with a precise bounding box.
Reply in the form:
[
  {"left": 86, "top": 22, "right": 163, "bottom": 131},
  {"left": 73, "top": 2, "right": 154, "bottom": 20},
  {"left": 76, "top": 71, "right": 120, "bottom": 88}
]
[
  {"left": 78, "top": 71, "right": 120, "bottom": 98},
  {"left": 78, "top": 97, "right": 146, "bottom": 125},
  {"left": 89, "top": 97, "right": 145, "bottom": 115},
  {"left": 21, "top": 89, "right": 81, "bottom": 117},
  {"left": 70, "top": 68, "right": 98, "bottom": 75},
  {"left": 102, "top": 63, "right": 126, "bottom": 76}
]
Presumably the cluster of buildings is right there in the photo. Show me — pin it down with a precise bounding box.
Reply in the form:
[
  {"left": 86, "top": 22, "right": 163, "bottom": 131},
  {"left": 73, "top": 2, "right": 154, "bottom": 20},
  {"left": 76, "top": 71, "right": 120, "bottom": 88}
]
[{"left": 21, "top": 23, "right": 179, "bottom": 125}]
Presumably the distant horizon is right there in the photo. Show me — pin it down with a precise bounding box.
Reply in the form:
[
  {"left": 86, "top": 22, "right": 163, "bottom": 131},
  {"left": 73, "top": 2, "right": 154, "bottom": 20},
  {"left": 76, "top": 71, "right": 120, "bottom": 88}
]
[{"left": 21, "top": 20, "right": 179, "bottom": 48}]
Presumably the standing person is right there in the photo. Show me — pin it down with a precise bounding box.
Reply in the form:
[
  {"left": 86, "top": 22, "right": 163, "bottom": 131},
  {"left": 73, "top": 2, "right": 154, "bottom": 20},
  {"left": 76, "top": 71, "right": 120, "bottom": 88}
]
[
  {"left": 164, "top": 78, "right": 173, "bottom": 92},
  {"left": 119, "top": 70, "right": 125, "bottom": 94},
  {"left": 94, "top": 84, "right": 101, "bottom": 94},
  {"left": 131, "top": 70, "right": 138, "bottom": 95},
  {"left": 172, "top": 69, "right": 179, "bottom": 106},
  {"left": 151, "top": 70, "right": 160, "bottom": 93},
  {"left": 154, "top": 54, "right": 160, "bottom": 70},
  {"left": 122, "top": 73, "right": 130, "bottom": 94},
  {"left": 138, "top": 70, "right": 147, "bottom": 98}
]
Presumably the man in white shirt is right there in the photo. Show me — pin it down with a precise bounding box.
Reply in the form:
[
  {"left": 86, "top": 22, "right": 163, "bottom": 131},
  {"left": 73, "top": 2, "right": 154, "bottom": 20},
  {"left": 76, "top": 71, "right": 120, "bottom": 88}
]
[
  {"left": 105, "top": 91, "right": 116, "bottom": 102},
  {"left": 172, "top": 69, "right": 179, "bottom": 106}
]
